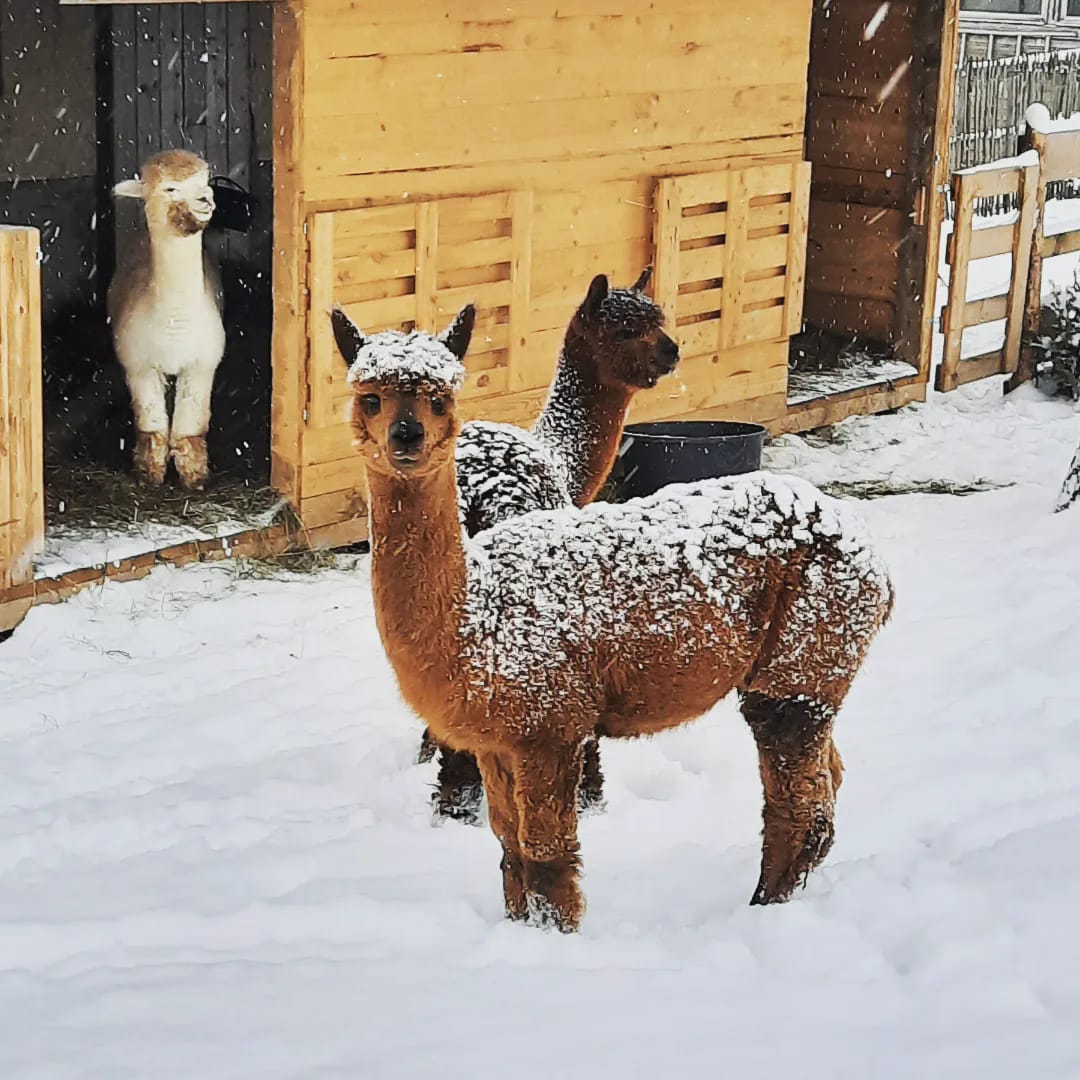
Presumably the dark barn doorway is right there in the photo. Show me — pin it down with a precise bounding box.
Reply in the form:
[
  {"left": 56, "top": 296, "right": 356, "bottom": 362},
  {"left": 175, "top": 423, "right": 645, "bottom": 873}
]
[{"left": 0, "top": 0, "right": 275, "bottom": 572}]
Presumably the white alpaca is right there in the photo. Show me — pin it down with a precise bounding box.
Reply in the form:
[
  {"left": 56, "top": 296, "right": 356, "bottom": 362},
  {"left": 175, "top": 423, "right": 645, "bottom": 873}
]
[{"left": 107, "top": 149, "right": 225, "bottom": 490}]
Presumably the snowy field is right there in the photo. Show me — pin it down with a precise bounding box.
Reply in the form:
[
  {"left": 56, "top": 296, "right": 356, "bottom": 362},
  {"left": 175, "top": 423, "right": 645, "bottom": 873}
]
[
  {"left": 3, "top": 379, "right": 1080, "bottom": 1080},
  {"left": 5, "top": 201, "right": 1080, "bottom": 1076}
]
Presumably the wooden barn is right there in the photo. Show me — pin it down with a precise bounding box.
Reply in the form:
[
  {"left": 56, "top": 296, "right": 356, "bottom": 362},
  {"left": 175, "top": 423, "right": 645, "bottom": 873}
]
[
  {"left": 268, "top": 0, "right": 961, "bottom": 546},
  {"left": 1, "top": 0, "right": 962, "bottom": 620}
]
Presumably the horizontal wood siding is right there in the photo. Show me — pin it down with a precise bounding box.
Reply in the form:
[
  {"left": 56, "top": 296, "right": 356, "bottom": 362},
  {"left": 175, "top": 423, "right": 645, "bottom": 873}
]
[{"left": 277, "top": 0, "right": 816, "bottom": 529}]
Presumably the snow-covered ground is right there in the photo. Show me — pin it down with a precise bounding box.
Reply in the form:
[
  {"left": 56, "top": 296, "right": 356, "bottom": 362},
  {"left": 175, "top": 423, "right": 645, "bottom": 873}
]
[{"left": 3, "top": 377, "right": 1080, "bottom": 1079}]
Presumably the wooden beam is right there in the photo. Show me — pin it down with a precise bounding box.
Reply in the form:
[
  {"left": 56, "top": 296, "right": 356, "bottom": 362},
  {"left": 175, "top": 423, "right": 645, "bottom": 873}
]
[
  {"left": 0, "top": 227, "right": 44, "bottom": 634},
  {"left": 269, "top": 0, "right": 307, "bottom": 504}
]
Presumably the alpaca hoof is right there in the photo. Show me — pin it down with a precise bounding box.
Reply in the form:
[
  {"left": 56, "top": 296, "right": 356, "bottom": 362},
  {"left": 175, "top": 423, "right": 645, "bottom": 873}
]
[
  {"left": 524, "top": 892, "right": 580, "bottom": 933},
  {"left": 751, "top": 810, "right": 835, "bottom": 906},
  {"left": 417, "top": 728, "right": 438, "bottom": 764},
  {"left": 133, "top": 431, "right": 169, "bottom": 486},
  {"left": 431, "top": 783, "right": 484, "bottom": 826},
  {"left": 576, "top": 787, "right": 607, "bottom": 816},
  {"left": 171, "top": 435, "right": 209, "bottom": 491}
]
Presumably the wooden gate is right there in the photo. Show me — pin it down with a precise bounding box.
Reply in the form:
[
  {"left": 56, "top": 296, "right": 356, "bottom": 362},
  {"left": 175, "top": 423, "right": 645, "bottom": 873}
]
[
  {"left": 0, "top": 227, "right": 44, "bottom": 634},
  {"left": 937, "top": 156, "right": 1039, "bottom": 393}
]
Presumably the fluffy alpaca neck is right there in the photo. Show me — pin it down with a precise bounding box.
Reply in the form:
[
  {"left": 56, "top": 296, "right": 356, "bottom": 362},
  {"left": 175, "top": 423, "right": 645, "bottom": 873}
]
[
  {"left": 148, "top": 228, "right": 205, "bottom": 303},
  {"left": 532, "top": 330, "right": 633, "bottom": 506},
  {"left": 366, "top": 461, "right": 470, "bottom": 720}
]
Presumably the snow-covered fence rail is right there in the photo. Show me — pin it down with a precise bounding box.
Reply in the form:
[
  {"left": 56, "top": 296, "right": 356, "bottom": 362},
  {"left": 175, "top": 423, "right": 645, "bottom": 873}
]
[
  {"left": 950, "top": 48, "right": 1080, "bottom": 210},
  {"left": 0, "top": 226, "right": 44, "bottom": 634},
  {"left": 937, "top": 156, "right": 1039, "bottom": 393}
]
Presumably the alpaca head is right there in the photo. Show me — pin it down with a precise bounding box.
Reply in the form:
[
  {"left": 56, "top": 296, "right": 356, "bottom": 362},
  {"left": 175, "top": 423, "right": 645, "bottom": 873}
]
[
  {"left": 570, "top": 268, "right": 680, "bottom": 390},
  {"left": 332, "top": 305, "right": 476, "bottom": 478},
  {"left": 113, "top": 150, "right": 215, "bottom": 237}
]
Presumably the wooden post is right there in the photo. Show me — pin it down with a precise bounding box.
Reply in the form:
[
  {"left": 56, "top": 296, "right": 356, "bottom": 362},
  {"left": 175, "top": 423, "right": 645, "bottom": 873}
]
[
  {"left": 1007, "top": 122, "right": 1049, "bottom": 393},
  {"left": 0, "top": 227, "right": 44, "bottom": 634}
]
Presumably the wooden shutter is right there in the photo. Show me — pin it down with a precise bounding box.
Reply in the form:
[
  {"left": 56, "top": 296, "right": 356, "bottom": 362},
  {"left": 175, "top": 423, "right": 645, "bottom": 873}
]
[
  {"left": 652, "top": 161, "right": 811, "bottom": 358},
  {"left": 307, "top": 191, "right": 533, "bottom": 428},
  {"left": 298, "top": 191, "right": 533, "bottom": 533},
  {"left": 0, "top": 228, "right": 44, "bottom": 633}
]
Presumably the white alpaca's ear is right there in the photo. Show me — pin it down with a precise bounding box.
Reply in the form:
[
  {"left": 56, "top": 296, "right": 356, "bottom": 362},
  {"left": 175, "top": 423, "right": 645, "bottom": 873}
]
[
  {"left": 112, "top": 178, "right": 146, "bottom": 199},
  {"left": 331, "top": 307, "right": 366, "bottom": 367},
  {"left": 438, "top": 303, "right": 476, "bottom": 361}
]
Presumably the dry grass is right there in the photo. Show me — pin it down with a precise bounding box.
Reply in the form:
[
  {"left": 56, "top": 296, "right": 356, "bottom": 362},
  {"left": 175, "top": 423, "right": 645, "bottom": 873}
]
[
  {"left": 820, "top": 478, "right": 1011, "bottom": 500},
  {"left": 45, "top": 462, "right": 284, "bottom": 534}
]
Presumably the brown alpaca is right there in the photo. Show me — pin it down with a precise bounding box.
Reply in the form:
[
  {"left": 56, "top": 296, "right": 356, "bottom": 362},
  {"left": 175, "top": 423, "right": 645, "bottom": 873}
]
[
  {"left": 336, "top": 307, "right": 893, "bottom": 932},
  {"left": 337, "top": 270, "right": 678, "bottom": 823}
]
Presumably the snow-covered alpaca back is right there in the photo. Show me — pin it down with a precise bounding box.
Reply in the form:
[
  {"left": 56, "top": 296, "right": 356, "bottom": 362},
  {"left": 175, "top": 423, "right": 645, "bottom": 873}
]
[{"left": 108, "top": 149, "right": 225, "bottom": 491}]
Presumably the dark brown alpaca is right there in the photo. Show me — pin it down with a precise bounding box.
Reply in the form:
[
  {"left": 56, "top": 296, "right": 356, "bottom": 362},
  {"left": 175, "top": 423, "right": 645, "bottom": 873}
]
[
  {"left": 335, "top": 307, "right": 893, "bottom": 932},
  {"left": 413, "top": 270, "right": 679, "bottom": 822}
]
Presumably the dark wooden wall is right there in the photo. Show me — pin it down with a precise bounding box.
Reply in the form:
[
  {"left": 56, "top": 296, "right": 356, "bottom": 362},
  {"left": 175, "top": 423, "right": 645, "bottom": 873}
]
[{"left": 99, "top": 2, "right": 273, "bottom": 274}]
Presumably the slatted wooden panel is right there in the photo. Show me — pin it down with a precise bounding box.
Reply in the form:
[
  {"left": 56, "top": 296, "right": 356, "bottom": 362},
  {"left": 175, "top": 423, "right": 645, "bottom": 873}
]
[
  {"left": 653, "top": 162, "right": 811, "bottom": 359},
  {"left": 937, "top": 159, "right": 1039, "bottom": 393},
  {"left": 299, "top": 191, "right": 534, "bottom": 525},
  {"left": 0, "top": 228, "right": 44, "bottom": 633}
]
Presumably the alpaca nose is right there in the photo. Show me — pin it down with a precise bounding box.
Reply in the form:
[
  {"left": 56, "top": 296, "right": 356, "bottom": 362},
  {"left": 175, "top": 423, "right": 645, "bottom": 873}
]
[
  {"left": 389, "top": 417, "right": 425, "bottom": 450},
  {"left": 658, "top": 334, "right": 679, "bottom": 368}
]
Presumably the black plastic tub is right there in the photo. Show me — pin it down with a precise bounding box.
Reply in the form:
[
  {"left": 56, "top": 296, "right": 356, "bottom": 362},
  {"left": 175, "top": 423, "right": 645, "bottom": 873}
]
[{"left": 617, "top": 421, "right": 767, "bottom": 501}]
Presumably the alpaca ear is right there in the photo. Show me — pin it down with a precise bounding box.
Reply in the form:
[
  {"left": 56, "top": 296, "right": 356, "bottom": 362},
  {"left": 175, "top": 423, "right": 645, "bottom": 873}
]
[
  {"left": 112, "top": 178, "right": 146, "bottom": 199},
  {"left": 632, "top": 266, "right": 653, "bottom": 292},
  {"left": 438, "top": 303, "right": 476, "bottom": 361},
  {"left": 582, "top": 274, "right": 609, "bottom": 315},
  {"left": 331, "top": 307, "right": 366, "bottom": 367}
]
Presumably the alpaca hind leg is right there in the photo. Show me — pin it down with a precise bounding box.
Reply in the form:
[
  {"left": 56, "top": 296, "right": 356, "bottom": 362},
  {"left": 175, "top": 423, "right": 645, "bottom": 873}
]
[
  {"left": 476, "top": 752, "right": 526, "bottom": 920},
  {"left": 125, "top": 367, "right": 169, "bottom": 485},
  {"left": 740, "top": 691, "right": 839, "bottom": 906},
  {"left": 514, "top": 743, "right": 584, "bottom": 932},
  {"left": 577, "top": 736, "right": 606, "bottom": 814},
  {"left": 432, "top": 746, "right": 485, "bottom": 825},
  {"left": 170, "top": 361, "right": 217, "bottom": 490}
]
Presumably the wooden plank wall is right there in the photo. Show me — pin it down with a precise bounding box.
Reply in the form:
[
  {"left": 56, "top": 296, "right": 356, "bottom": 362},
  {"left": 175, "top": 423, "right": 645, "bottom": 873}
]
[
  {"left": 803, "top": 0, "right": 919, "bottom": 342},
  {"left": 277, "top": 0, "right": 816, "bottom": 534},
  {"left": 99, "top": 2, "right": 273, "bottom": 272},
  {"left": 0, "top": 227, "right": 44, "bottom": 633}
]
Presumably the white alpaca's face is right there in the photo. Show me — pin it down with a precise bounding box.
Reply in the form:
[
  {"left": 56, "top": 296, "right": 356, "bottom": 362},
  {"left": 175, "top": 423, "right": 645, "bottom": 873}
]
[
  {"left": 115, "top": 161, "right": 215, "bottom": 236},
  {"left": 146, "top": 168, "right": 215, "bottom": 235}
]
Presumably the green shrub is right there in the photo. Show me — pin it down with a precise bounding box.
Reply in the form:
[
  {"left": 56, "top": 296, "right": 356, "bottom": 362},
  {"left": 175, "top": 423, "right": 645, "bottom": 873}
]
[{"left": 1033, "top": 269, "right": 1080, "bottom": 401}]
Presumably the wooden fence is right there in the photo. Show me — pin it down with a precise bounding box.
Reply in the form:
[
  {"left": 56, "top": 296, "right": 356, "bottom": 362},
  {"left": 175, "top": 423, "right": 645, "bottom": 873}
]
[
  {"left": 938, "top": 121, "right": 1080, "bottom": 394},
  {"left": 950, "top": 48, "right": 1080, "bottom": 208},
  {"left": 0, "top": 226, "right": 44, "bottom": 633}
]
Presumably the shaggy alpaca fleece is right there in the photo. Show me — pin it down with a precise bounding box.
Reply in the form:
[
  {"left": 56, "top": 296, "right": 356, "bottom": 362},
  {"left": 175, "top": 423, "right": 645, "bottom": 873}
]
[{"left": 459, "top": 472, "right": 891, "bottom": 715}]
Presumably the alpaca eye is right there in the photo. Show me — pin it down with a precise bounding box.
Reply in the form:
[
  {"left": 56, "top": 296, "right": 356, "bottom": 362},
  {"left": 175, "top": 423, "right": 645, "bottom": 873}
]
[
  {"left": 360, "top": 394, "right": 381, "bottom": 416},
  {"left": 430, "top": 397, "right": 447, "bottom": 417},
  {"left": 163, "top": 185, "right": 179, "bottom": 194}
]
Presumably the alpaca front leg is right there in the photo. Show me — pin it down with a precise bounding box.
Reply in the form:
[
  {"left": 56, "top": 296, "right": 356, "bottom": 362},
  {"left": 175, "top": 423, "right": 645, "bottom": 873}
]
[
  {"left": 513, "top": 743, "right": 584, "bottom": 932},
  {"left": 170, "top": 361, "right": 217, "bottom": 490},
  {"left": 740, "top": 691, "right": 840, "bottom": 905},
  {"left": 125, "top": 367, "right": 169, "bottom": 485},
  {"left": 476, "top": 751, "right": 526, "bottom": 920}
]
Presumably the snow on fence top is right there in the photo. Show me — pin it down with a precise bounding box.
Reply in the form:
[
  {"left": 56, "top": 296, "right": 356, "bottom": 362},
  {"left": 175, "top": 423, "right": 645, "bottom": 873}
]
[{"left": 1025, "top": 103, "right": 1080, "bottom": 136}]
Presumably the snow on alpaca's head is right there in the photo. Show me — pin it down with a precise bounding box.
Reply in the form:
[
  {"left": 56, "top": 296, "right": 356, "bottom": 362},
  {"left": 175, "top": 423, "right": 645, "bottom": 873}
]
[{"left": 331, "top": 306, "right": 473, "bottom": 394}]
